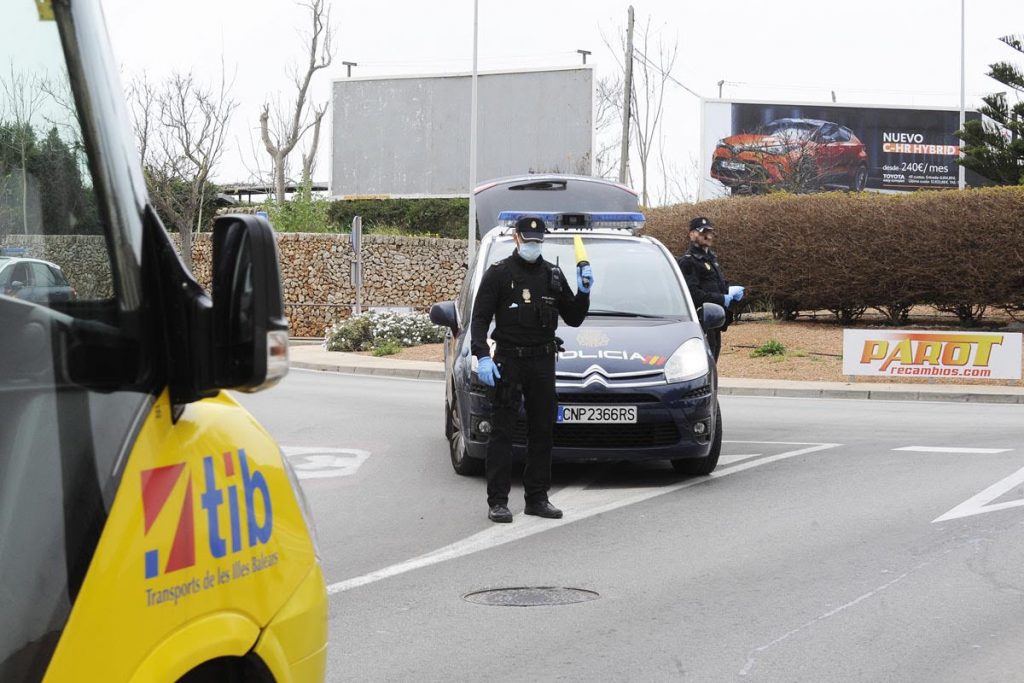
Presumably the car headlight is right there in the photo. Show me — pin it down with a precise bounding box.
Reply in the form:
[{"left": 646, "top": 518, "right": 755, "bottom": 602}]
[
  {"left": 664, "top": 337, "right": 709, "bottom": 383},
  {"left": 754, "top": 144, "right": 790, "bottom": 155}
]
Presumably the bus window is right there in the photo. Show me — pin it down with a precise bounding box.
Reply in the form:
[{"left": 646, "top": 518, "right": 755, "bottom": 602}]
[{"left": 0, "top": 4, "right": 149, "bottom": 679}]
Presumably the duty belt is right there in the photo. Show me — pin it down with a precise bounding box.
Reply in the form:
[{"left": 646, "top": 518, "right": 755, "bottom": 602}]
[{"left": 498, "top": 337, "right": 565, "bottom": 358}]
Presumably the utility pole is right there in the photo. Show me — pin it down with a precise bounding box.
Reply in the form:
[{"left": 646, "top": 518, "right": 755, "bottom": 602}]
[
  {"left": 618, "top": 5, "right": 634, "bottom": 185},
  {"left": 717, "top": 80, "right": 724, "bottom": 98},
  {"left": 342, "top": 61, "right": 357, "bottom": 77},
  {"left": 577, "top": 49, "right": 591, "bottom": 64}
]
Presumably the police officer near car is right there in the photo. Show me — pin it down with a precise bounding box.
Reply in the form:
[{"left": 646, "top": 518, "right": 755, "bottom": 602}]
[
  {"left": 470, "top": 216, "right": 594, "bottom": 523},
  {"left": 678, "top": 216, "right": 744, "bottom": 360}
]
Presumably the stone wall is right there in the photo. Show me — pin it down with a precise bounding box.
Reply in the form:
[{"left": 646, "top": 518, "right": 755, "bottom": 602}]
[{"left": 3, "top": 232, "right": 468, "bottom": 338}]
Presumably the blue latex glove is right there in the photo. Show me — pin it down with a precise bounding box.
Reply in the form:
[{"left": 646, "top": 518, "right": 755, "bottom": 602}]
[
  {"left": 477, "top": 356, "right": 500, "bottom": 386},
  {"left": 728, "top": 285, "right": 745, "bottom": 301},
  {"left": 723, "top": 293, "right": 734, "bottom": 308},
  {"left": 577, "top": 264, "right": 594, "bottom": 294}
]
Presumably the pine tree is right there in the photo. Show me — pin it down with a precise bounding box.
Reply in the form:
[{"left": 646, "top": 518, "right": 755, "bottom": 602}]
[{"left": 957, "top": 35, "right": 1024, "bottom": 185}]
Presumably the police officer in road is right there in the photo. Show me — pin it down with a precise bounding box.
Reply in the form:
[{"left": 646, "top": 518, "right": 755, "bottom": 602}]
[
  {"left": 678, "top": 216, "right": 744, "bottom": 360},
  {"left": 470, "top": 216, "right": 593, "bottom": 523}
]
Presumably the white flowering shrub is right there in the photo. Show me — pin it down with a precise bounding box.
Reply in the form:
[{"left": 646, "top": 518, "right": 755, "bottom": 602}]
[{"left": 324, "top": 310, "right": 446, "bottom": 351}]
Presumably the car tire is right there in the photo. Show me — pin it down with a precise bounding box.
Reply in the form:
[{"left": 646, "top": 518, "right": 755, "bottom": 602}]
[
  {"left": 671, "top": 402, "right": 722, "bottom": 476},
  {"left": 850, "top": 165, "right": 868, "bottom": 192},
  {"left": 444, "top": 397, "right": 453, "bottom": 440},
  {"left": 449, "top": 394, "right": 484, "bottom": 476}
]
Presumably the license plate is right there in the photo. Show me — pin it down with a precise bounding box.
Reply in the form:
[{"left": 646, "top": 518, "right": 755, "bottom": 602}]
[
  {"left": 557, "top": 405, "right": 637, "bottom": 424},
  {"left": 721, "top": 160, "right": 746, "bottom": 171}
]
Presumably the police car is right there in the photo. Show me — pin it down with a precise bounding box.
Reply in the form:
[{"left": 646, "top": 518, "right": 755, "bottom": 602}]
[{"left": 430, "top": 175, "right": 726, "bottom": 476}]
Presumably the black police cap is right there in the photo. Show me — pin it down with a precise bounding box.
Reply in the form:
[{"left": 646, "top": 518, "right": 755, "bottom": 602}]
[
  {"left": 515, "top": 216, "right": 546, "bottom": 242},
  {"left": 689, "top": 216, "right": 714, "bottom": 232}
]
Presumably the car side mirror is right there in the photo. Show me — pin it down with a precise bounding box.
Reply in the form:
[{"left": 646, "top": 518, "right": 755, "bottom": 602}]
[
  {"left": 698, "top": 303, "right": 726, "bottom": 331},
  {"left": 429, "top": 301, "right": 458, "bottom": 334},
  {"left": 212, "top": 214, "right": 289, "bottom": 392},
  {"left": 9, "top": 280, "right": 25, "bottom": 291}
]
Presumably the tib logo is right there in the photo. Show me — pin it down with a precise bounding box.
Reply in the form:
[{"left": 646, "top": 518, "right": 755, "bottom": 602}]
[{"left": 140, "top": 449, "right": 273, "bottom": 579}]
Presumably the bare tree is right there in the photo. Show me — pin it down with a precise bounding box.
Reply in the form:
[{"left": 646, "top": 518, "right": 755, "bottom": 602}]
[
  {"left": 128, "top": 71, "right": 236, "bottom": 271},
  {"left": 593, "top": 73, "right": 624, "bottom": 179},
  {"left": 657, "top": 149, "right": 700, "bottom": 205},
  {"left": 630, "top": 22, "right": 677, "bottom": 207},
  {"left": 600, "top": 17, "right": 677, "bottom": 205},
  {"left": 1, "top": 64, "right": 45, "bottom": 234},
  {"left": 259, "top": 0, "right": 334, "bottom": 203}
]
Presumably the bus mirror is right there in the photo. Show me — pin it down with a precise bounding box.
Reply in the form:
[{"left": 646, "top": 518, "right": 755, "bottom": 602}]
[
  {"left": 212, "top": 214, "right": 289, "bottom": 392},
  {"left": 698, "top": 303, "right": 726, "bottom": 331}
]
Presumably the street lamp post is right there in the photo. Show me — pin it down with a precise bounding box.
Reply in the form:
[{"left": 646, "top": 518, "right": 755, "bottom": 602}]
[
  {"left": 467, "top": 0, "right": 480, "bottom": 265},
  {"left": 959, "top": 0, "right": 966, "bottom": 190}
]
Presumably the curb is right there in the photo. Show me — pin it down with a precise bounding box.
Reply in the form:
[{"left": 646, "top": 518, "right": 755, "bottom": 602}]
[
  {"left": 289, "top": 358, "right": 1024, "bottom": 404},
  {"left": 716, "top": 385, "right": 1024, "bottom": 404},
  {"left": 290, "top": 360, "right": 445, "bottom": 381}
]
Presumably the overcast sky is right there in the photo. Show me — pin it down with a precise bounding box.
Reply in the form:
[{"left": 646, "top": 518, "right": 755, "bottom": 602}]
[{"left": 99, "top": 0, "right": 1023, "bottom": 203}]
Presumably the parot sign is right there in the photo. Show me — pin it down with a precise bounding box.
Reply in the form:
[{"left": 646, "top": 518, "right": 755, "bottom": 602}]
[{"left": 842, "top": 330, "right": 1023, "bottom": 380}]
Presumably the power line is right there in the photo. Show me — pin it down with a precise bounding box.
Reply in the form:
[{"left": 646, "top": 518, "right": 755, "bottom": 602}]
[{"left": 632, "top": 48, "right": 703, "bottom": 99}]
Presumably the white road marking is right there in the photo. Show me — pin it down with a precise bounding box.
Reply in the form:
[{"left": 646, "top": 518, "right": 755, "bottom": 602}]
[
  {"left": 326, "top": 441, "right": 840, "bottom": 594},
  {"left": 281, "top": 447, "right": 370, "bottom": 479},
  {"left": 718, "top": 454, "right": 763, "bottom": 465},
  {"left": 933, "top": 465, "right": 1024, "bottom": 522},
  {"left": 894, "top": 446, "right": 1013, "bottom": 454}
]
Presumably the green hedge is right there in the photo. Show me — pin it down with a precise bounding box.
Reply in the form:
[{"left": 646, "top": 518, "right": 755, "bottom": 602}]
[
  {"left": 326, "top": 197, "right": 469, "bottom": 239},
  {"left": 645, "top": 187, "right": 1024, "bottom": 324}
]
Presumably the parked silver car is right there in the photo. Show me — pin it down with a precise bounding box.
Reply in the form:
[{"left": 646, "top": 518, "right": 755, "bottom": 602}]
[{"left": 0, "top": 252, "right": 76, "bottom": 304}]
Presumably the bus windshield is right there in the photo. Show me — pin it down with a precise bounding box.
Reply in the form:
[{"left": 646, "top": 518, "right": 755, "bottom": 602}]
[{"left": 1, "top": 4, "right": 149, "bottom": 680}]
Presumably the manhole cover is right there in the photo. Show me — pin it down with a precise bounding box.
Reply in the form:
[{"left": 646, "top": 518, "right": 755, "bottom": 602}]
[{"left": 463, "top": 587, "right": 599, "bottom": 607}]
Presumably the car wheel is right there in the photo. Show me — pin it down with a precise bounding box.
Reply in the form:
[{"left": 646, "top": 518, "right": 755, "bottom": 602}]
[
  {"left": 850, "top": 165, "right": 868, "bottom": 192},
  {"left": 449, "top": 394, "right": 484, "bottom": 476},
  {"left": 671, "top": 402, "right": 722, "bottom": 476}
]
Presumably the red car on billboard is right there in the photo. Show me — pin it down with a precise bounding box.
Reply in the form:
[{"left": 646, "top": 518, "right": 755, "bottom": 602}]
[{"left": 711, "top": 118, "right": 869, "bottom": 194}]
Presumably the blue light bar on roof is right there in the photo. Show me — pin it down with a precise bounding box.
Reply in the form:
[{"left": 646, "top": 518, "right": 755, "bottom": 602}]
[
  {"left": 497, "top": 211, "right": 645, "bottom": 233},
  {"left": 0, "top": 247, "right": 27, "bottom": 256}
]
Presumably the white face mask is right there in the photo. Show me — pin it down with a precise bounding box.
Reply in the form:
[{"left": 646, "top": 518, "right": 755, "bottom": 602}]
[{"left": 518, "top": 242, "right": 542, "bottom": 262}]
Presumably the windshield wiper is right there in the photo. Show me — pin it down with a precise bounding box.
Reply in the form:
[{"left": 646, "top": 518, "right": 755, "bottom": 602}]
[{"left": 587, "top": 309, "right": 660, "bottom": 318}]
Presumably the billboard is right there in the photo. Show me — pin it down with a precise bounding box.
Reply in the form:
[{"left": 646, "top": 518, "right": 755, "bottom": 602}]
[
  {"left": 330, "top": 67, "right": 593, "bottom": 198},
  {"left": 842, "top": 330, "right": 1023, "bottom": 380},
  {"left": 702, "top": 100, "right": 985, "bottom": 197}
]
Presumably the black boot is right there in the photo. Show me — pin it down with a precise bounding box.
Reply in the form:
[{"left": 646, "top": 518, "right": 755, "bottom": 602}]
[
  {"left": 524, "top": 500, "right": 562, "bottom": 519},
  {"left": 488, "top": 504, "right": 513, "bottom": 523}
]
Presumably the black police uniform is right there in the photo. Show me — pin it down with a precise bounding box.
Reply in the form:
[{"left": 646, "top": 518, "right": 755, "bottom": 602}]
[
  {"left": 679, "top": 242, "right": 730, "bottom": 360},
  {"left": 470, "top": 248, "right": 590, "bottom": 509}
]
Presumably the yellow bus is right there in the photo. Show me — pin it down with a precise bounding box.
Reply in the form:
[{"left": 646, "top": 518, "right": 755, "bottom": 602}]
[{"left": 1, "top": 1, "right": 327, "bottom": 681}]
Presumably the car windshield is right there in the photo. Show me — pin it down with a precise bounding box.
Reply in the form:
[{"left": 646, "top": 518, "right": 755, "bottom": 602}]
[
  {"left": 485, "top": 235, "right": 691, "bottom": 319},
  {"left": 762, "top": 120, "right": 818, "bottom": 139}
]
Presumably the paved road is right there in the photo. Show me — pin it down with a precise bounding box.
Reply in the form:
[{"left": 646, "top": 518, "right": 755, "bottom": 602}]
[{"left": 237, "top": 369, "right": 1024, "bottom": 682}]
